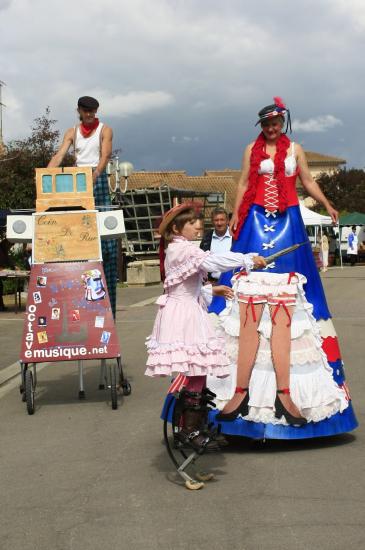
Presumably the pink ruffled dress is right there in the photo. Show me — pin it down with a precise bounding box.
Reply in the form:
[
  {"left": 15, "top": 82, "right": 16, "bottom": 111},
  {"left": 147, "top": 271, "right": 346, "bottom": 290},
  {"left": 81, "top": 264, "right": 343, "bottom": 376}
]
[{"left": 145, "top": 236, "right": 254, "bottom": 378}]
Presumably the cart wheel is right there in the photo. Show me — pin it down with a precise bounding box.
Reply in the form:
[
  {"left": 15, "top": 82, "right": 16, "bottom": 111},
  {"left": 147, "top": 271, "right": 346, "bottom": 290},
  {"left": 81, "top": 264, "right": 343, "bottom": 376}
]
[
  {"left": 110, "top": 366, "right": 118, "bottom": 410},
  {"left": 121, "top": 380, "right": 132, "bottom": 396},
  {"left": 25, "top": 369, "right": 34, "bottom": 415}
]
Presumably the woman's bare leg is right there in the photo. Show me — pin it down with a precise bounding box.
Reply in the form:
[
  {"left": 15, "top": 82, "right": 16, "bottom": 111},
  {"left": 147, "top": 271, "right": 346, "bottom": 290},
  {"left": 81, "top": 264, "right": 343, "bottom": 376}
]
[
  {"left": 269, "top": 305, "right": 302, "bottom": 417},
  {"left": 221, "top": 302, "right": 264, "bottom": 414}
]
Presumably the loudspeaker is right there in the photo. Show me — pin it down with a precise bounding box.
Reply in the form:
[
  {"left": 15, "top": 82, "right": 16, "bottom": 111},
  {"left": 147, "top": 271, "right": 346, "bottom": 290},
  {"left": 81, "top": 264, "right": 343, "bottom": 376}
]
[
  {"left": 7, "top": 215, "right": 33, "bottom": 242},
  {"left": 98, "top": 210, "right": 125, "bottom": 240}
]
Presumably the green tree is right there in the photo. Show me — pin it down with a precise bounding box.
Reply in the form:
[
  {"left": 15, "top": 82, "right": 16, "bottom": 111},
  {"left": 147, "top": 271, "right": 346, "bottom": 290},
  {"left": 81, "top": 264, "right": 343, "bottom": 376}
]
[
  {"left": 0, "top": 108, "right": 73, "bottom": 210},
  {"left": 316, "top": 169, "right": 365, "bottom": 213}
]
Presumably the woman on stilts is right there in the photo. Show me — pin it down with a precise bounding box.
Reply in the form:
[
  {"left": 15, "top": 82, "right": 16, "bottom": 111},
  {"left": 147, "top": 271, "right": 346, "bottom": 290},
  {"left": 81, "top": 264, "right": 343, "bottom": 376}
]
[{"left": 208, "top": 97, "right": 358, "bottom": 439}]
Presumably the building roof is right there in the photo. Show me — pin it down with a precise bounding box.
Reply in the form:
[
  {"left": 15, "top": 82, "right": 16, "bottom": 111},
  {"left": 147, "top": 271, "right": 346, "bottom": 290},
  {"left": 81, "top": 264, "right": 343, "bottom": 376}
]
[
  {"left": 126, "top": 172, "right": 238, "bottom": 211},
  {"left": 304, "top": 151, "right": 346, "bottom": 165},
  {"left": 204, "top": 169, "right": 241, "bottom": 182},
  {"left": 126, "top": 171, "right": 186, "bottom": 189}
]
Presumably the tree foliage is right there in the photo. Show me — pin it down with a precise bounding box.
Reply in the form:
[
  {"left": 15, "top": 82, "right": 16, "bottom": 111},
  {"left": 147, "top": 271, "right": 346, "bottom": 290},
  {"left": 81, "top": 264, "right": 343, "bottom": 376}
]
[
  {"left": 0, "top": 108, "right": 73, "bottom": 210},
  {"left": 316, "top": 169, "right": 365, "bottom": 213}
]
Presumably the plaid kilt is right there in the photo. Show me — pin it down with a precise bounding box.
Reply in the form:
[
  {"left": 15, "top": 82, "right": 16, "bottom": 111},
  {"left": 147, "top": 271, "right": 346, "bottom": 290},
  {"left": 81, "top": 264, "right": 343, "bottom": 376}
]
[{"left": 94, "top": 172, "right": 118, "bottom": 318}]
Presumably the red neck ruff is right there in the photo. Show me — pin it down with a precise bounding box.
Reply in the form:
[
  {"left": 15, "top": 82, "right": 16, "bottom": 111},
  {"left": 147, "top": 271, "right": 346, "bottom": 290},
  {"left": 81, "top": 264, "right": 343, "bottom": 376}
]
[
  {"left": 80, "top": 118, "right": 99, "bottom": 138},
  {"left": 233, "top": 132, "right": 290, "bottom": 239}
]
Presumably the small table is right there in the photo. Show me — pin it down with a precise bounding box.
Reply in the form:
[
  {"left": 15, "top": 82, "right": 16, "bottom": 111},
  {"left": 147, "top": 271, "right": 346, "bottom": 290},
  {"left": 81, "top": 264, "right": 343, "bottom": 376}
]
[{"left": 0, "top": 270, "right": 30, "bottom": 313}]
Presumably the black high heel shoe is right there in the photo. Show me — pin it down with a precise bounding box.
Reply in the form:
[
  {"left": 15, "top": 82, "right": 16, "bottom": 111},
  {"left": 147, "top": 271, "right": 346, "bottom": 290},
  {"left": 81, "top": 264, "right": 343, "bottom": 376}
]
[
  {"left": 274, "top": 388, "right": 307, "bottom": 427},
  {"left": 216, "top": 387, "right": 249, "bottom": 422}
]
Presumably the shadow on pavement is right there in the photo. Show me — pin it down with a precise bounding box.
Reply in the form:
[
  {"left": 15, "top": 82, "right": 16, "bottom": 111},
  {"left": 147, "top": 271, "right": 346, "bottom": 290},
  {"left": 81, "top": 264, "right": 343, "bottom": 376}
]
[
  {"left": 21, "top": 363, "right": 134, "bottom": 410},
  {"left": 224, "top": 432, "right": 356, "bottom": 453}
]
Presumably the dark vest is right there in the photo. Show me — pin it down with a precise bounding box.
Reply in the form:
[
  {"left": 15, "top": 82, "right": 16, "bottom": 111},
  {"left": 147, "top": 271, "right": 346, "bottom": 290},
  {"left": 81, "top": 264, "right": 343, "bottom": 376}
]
[{"left": 199, "top": 230, "right": 213, "bottom": 252}]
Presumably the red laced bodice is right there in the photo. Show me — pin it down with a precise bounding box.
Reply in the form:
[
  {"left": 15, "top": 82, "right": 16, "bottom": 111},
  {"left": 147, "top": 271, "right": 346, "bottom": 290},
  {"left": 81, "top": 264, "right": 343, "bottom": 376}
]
[{"left": 253, "top": 173, "right": 299, "bottom": 212}]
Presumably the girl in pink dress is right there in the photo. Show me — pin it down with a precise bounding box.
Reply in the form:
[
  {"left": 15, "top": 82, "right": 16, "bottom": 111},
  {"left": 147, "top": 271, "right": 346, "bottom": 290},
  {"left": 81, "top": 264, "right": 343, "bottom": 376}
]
[{"left": 145, "top": 203, "right": 265, "bottom": 451}]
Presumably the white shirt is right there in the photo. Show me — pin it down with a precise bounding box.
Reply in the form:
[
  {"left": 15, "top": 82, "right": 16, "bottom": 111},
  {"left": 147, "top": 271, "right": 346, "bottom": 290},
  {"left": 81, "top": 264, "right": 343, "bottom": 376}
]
[
  {"left": 209, "top": 227, "right": 232, "bottom": 279},
  {"left": 75, "top": 123, "right": 104, "bottom": 167}
]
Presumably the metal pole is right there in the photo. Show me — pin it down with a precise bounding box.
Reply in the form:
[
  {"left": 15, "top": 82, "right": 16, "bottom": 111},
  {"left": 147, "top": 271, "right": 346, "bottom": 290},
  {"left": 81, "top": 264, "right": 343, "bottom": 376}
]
[
  {"left": 338, "top": 221, "right": 343, "bottom": 269},
  {"left": 319, "top": 223, "right": 323, "bottom": 270},
  {"left": 99, "top": 359, "right": 106, "bottom": 388},
  {"left": 78, "top": 360, "right": 84, "bottom": 393},
  {"left": 0, "top": 80, "right": 6, "bottom": 143}
]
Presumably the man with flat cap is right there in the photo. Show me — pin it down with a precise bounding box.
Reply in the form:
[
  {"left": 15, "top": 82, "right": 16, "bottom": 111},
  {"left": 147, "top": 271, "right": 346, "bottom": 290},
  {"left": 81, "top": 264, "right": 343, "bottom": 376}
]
[{"left": 48, "top": 96, "right": 118, "bottom": 317}]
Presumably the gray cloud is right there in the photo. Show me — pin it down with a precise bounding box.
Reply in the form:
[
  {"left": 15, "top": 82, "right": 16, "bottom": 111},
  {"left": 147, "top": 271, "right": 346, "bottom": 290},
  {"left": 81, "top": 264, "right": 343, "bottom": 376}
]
[
  {"left": 0, "top": 0, "right": 11, "bottom": 11},
  {"left": 292, "top": 115, "right": 343, "bottom": 133},
  {"left": 1, "top": 0, "right": 365, "bottom": 171}
]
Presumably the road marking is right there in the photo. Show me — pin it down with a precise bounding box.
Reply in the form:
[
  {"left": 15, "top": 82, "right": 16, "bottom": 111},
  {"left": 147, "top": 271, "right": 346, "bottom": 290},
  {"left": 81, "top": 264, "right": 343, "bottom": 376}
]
[
  {"left": 0, "top": 362, "right": 49, "bottom": 399},
  {"left": 0, "top": 361, "right": 21, "bottom": 386},
  {"left": 129, "top": 296, "right": 159, "bottom": 308},
  {"left": 0, "top": 375, "right": 22, "bottom": 399},
  {"left": 332, "top": 316, "right": 365, "bottom": 321}
]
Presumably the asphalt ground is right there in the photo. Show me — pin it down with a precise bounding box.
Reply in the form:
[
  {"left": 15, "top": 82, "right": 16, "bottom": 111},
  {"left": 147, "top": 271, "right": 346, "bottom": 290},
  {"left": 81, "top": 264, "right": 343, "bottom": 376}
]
[{"left": 0, "top": 268, "right": 364, "bottom": 550}]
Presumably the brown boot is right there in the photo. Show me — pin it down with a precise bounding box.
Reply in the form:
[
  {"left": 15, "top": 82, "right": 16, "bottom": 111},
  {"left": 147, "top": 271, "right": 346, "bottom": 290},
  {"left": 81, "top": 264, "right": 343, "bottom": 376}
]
[
  {"left": 175, "top": 399, "right": 221, "bottom": 453},
  {"left": 202, "top": 388, "right": 229, "bottom": 447}
]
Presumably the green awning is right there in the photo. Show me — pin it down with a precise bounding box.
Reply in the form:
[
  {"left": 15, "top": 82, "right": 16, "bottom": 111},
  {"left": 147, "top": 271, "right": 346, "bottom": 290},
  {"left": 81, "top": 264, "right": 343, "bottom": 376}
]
[{"left": 339, "top": 212, "right": 365, "bottom": 226}]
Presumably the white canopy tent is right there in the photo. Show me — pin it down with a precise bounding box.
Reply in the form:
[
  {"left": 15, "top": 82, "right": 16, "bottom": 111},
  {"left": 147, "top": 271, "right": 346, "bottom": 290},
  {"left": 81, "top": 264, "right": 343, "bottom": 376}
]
[
  {"left": 299, "top": 201, "right": 341, "bottom": 268},
  {"left": 299, "top": 202, "right": 332, "bottom": 226}
]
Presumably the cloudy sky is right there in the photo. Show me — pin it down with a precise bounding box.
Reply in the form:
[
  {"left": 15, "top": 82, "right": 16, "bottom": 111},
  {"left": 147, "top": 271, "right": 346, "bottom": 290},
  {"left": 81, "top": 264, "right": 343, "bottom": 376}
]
[{"left": 1, "top": 0, "right": 365, "bottom": 174}]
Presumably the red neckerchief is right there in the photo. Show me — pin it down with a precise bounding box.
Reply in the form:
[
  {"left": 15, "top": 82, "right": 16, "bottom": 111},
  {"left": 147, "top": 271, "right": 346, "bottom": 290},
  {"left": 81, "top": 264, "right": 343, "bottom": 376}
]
[{"left": 80, "top": 118, "right": 99, "bottom": 138}]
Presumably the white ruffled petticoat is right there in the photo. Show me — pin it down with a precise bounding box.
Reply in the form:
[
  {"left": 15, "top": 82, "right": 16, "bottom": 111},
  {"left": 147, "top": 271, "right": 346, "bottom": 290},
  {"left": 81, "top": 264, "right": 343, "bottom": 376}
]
[{"left": 207, "top": 271, "right": 349, "bottom": 425}]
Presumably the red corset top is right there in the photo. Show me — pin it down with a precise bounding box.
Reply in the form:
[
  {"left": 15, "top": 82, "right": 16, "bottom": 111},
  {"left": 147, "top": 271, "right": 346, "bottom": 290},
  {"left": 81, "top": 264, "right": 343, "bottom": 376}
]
[{"left": 253, "top": 172, "right": 299, "bottom": 212}]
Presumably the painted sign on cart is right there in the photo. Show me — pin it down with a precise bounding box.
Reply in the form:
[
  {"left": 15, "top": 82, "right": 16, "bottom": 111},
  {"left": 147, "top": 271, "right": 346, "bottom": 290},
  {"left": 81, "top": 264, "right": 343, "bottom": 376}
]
[
  {"left": 33, "top": 211, "right": 101, "bottom": 263},
  {"left": 20, "top": 262, "right": 120, "bottom": 362}
]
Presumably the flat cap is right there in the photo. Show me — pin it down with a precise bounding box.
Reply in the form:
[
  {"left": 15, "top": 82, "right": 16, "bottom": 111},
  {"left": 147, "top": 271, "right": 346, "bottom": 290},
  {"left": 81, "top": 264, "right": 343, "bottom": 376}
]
[{"left": 77, "top": 96, "right": 99, "bottom": 110}]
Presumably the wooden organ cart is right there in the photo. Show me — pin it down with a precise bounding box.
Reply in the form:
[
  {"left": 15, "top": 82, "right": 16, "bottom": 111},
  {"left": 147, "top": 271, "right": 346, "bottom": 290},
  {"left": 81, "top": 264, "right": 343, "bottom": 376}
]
[{"left": 7, "top": 167, "right": 131, "bottom": 414}]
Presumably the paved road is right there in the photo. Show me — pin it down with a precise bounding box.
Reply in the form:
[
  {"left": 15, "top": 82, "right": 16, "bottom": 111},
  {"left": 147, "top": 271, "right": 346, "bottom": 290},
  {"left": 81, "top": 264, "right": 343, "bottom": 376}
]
[{"left": 0, "top": 269, "right": 364, "bottom": 550}]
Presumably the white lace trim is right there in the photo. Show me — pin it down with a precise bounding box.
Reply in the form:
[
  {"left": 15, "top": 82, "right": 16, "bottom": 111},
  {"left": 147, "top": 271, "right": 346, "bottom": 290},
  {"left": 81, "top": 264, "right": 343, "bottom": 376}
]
[
  {"left": 145, "top": 336, "right": 230, "bottom": 376},
  {"left": 241, "top": 253, "right": 256, "bottom": 274},
  {"left": 231, "top": 270, "right": 306, "bottom": 298},
  {"left": 210, "top": 367, "right": 348, "bottom": 423},
  {"left": 232, "top": 271, "right": 307, "bottom": 286},
  {"left": 146, "top": 336, "right": 226, "bottom": 355},
  {"left": 164, "top": 251, "right": 210, "bottom": 288}
]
